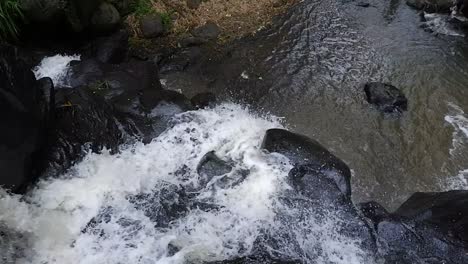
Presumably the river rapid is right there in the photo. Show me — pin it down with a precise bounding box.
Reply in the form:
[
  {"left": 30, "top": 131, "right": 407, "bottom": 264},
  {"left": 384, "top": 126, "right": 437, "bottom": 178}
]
[{"left": 2, "top": 0, "right": 468, "bottom": 263}]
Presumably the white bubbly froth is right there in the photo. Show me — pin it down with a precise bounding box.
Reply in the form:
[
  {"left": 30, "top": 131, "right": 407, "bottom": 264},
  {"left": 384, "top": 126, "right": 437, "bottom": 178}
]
[
  {"left": 0, "top": 103, "right": 372, "bottom": 264},
  {"left": 32, "top": 54, "right": 81, "bottom": 87}
]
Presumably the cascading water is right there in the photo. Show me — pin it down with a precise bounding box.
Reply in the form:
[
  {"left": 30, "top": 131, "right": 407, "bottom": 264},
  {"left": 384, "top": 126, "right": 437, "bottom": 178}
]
[
  {"left": 33, "top": 54, "right": 81, "bottom": 87},
  {"left": 0, "top": 104, "right": 372, "bottom": 264}
]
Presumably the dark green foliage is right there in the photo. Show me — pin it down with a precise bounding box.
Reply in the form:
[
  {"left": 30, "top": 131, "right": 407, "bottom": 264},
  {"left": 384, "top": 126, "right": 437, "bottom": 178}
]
[
  {"left": 0, "top": 0, "right": 24, "bottom": 40},
  {"left": 160, "top": 11, "right": 171, "bottom": 29},
  {"left": 133, "top": 0, "right": 154, "bottom": 17}
]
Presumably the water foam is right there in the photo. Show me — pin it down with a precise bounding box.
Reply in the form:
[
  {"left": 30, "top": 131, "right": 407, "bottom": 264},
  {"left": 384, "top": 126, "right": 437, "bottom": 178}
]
[
  {"left": 422, "top": 13, "right": 465, "bottom": 37},
  {"left": 32, "top": 54, "right": 81, "bottom": 87},
  {"left": 444, "top": 169, "right": 468, "bottom": 190},
  {"left": 445, "top": 102, "right": 468, "bottom": 154},
  {"left": 0, "top": 104, "right": 371, "bottom": 264}
]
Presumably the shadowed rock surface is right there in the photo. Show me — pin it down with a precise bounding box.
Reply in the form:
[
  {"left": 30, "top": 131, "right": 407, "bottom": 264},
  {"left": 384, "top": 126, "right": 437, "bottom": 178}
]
[
  {"left": 0, "top": 45, "right": 52, "bottom": 192},
  {"left": 262, "top": 129, "right": 352, "bottom": 197}
]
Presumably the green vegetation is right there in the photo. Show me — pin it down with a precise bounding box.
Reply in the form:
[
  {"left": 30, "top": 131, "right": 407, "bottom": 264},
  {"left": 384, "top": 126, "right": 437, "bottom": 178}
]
[
  {"left": 159, "top": 11, "right": 172, "bottom": 29},
  {"left": 0, "top": 0, "right": 24, "bottom": 41},
  {"left": 132, "top": 0, "right": 172, "bottom": 30},
  {"left": 133, "top": 0, "right": 155, "bottom": 17}
]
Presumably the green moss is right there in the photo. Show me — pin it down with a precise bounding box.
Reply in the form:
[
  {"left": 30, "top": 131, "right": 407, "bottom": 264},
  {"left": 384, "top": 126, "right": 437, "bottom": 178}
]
[
  {"left": 0, "top": 0, "right": 24, "bottom": 41},
  {"left": 159, "top": 11, "right": 172, "bottom": 30},
  {"left": 132, "top": 0, "right": 155, "bottom": 17}
]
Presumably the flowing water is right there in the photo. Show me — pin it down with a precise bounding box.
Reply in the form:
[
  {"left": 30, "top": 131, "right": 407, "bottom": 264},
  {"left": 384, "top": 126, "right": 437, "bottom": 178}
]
[
  {"left": 3, "top": 0, "right": 468, "bottom": 263},
  {"left": 162, "top": 0, "right": 468, "bottom": 209}
]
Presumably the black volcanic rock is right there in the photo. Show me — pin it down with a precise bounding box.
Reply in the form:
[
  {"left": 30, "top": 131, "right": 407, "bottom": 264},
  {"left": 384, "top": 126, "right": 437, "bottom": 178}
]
[
  {"left": 0, "top": 45, "right": 52, "bottom": 192},
  {"left": 262, "top": 128, "right": 351, "bottom": 197},
  {"left": 394, "top": 190, "right": 468, "bottom": 244},
  {"left": 364, "top": 82, "right": 408, "bottom": 113}
]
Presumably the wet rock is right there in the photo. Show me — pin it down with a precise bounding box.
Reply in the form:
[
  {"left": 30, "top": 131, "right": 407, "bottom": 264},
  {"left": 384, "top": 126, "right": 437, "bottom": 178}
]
[
  {"left": 406, "top": 0, "right": 453, "bottom": 13},
  {"left": 207, "top": 255, "right": 301, "bottom": 264},
  {"left": 93, "top": 29, "right": 129, "bottom": 64},
  {"left": 0, "top": 45, "right": 51, "bottom": 192},
  {"left": 160, "top": 47, "right": 203, "bottom": 72},
  {"left": 90, "top": 2, "right": 121, "bottom": 33},
  {"left": 261, "top": 129, "right": 351, "bottom": 197},
  {"left": 364, "top": 82, "right": 408, "bottom": 113},
  {"left": 359, "top": 191, "right": 468, "bottom": 263},
  {"left": 45, "top": 86, "right": 127, "bottom": 173},
  {"left": 197, "top": 151, "right": 232, "bottom": 177},
  {"left": 358, "top": 201, "right": 389, "bottom": 226},
  {"left": 186, "top": 0, "right": 202, "bottom": 9},
  {"left": 0, "top": 224, "right": 27, "bottom": 263},
  {"left": 357, "top": 2, "right": 371, "bottom": 7},
  {"left": 139, "top": 14, "right": 165, "bottom": 38},
  {"left": 140, "top": 89, "right": 194, "bottom": 112},
  {"left": 191, "top": 92, "right": 217, "bottom": 109},
  {"left": 69, "top": 59, "right": 161, "bottom": 114},
  {"left": 394, "top": 190, "right": 468, "bottom": 244},
  {"left": 127, "top": 184, "right": 189, "bottom": 227},
  {"left": 192, "top": 21, "right": 221, "bottom": 40},
  {"left": 375, "top": 217, "right": 468, "bottom": 263}
]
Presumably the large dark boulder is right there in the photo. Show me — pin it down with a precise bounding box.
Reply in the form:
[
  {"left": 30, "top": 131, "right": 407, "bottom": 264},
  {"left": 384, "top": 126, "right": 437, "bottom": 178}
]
[
  {"left": 261, "top": 129, "right": 351, "bottom": 197},
  {"left": 406, "top": 0, "right": 454, "bottom": 13},
  {"left": 260, "top": 129, "right": 376, "bottom": 259},
  {"left": 358, "top": 191, "right": 468, "bottom": 263},
  {"left": 376, "top": 217, "right": 468, "bottom": 264},
  {"left": 69, "top": 59, "right": 161, "bottom": 114},
  {"left": 364, "top": 82, "right": 408, "bottom": 113},
  {"left": 20, "top": 0, "right": 122, "bottom": 40},
  {"left": 394, "top": 190, "right": 468, "bottom": 244},
  {"left": 44, "top": 86, "right": 128, "bottom": 173},
  {"left": 92, "top": 29, "right": 129, "bottom": 64},
  {"left": 0, "top": 45, "right": 52, "bottom": 192},
  {"left": 90, "top": 2, "right": 121, "bottom": 33}
]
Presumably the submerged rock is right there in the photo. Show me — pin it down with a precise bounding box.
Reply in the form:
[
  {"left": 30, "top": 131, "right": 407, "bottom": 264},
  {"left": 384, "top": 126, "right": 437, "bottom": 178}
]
[
  {"left": 207, "top": 255, "right": 300, "bottom": 264},
  {"left": 127, "top": 183, "right": 189, "bottom": 228},
  {"left": 364, "top": 82, "right": 408, "bottom": 113},
  {"left": 407, "top": 0, "right": 454, "bottom": 13},
  {"left": 197, "top": 151, "right": 233, "bottom": 177},
  {"left": 376, "top": 217, "right": 468, "bottom": 263},
  {"left": 0, "top": 45, "right": 52, "bottom": 192},
  {"left": 261, "top": 129, "right": 351, "bottom": 197}
]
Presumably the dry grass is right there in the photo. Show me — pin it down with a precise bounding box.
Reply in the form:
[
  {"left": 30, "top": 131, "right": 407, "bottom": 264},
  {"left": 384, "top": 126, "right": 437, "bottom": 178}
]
[{"left": 127, "top": 0, "right": 296, "bottom": 47}]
